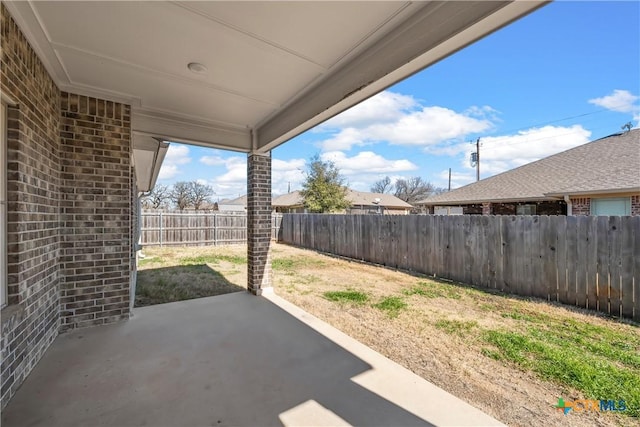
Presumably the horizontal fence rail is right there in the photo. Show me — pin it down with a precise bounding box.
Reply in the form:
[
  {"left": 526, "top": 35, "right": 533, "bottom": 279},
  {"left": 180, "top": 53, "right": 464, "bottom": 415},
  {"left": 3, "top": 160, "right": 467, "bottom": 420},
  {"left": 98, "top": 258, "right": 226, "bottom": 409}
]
[
  {"left": 280, "top": 214, "right": 640, "bottom": 321},
  {"left": 140, "top": 211, "right": 282, "bottom": 246}
]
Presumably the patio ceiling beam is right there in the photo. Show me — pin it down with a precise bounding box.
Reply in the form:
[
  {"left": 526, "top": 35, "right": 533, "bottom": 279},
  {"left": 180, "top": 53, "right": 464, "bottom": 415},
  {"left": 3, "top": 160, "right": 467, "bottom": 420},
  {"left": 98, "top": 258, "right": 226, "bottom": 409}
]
[
  {"left": 255, "top": 0, "right": 548, "bottom": 153},
  {"left": 133, "top": 111, "right": 252, "bottom": 153}
]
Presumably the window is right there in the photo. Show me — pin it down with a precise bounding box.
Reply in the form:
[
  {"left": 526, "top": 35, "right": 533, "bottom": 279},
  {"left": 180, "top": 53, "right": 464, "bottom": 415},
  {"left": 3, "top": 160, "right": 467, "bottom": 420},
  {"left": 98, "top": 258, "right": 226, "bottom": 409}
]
[
  {"left": 516, "top": 204, "right": 536, "bottom": 215},
  {"left": 1, "top": 103, "right": 6, "bottom": 308},
  {"left": 591, "top": 197, "right": 631, "bottom": 216}
]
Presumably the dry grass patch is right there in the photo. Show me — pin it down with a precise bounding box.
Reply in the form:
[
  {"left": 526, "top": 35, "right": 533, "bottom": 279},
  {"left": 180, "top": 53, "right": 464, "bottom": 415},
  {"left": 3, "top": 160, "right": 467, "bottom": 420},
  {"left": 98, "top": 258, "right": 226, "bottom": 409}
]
[
  {"left": 272, "top": 244, "right": 639, "bottom": 427},
  {"left": 137, "top": 243, "right": 640, "bottom": 427}
]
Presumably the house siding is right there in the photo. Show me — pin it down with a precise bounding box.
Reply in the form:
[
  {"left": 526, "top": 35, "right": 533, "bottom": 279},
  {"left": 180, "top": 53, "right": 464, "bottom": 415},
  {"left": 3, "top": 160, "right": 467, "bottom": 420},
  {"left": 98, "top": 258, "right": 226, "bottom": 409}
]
[{"left": 1, "top": 4, "right": 133, "bottom": 408}]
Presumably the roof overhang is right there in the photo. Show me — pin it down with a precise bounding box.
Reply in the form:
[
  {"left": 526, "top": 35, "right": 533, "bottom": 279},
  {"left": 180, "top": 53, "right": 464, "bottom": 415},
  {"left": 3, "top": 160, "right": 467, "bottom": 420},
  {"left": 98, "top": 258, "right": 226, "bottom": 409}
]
[
  {"left": 132, "top": 135, "right": 169, "bottom": 193},
  {"left": 419, "top": 196, "right": 562, "bottom": 206},
  {"left": 5, "top": 1, "right": 548, "bottom": 153},
  {"left": 545, "top": 187, "right": 640, "bottom": 198}
]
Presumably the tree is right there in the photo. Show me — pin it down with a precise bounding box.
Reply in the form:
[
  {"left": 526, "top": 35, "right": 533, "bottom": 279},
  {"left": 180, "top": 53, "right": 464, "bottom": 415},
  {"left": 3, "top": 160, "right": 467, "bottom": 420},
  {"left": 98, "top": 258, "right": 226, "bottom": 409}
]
[
  {"left": 300, "top": 154, "right": 350, "bottom": 213},
  {"left": 394, "top": 177, "right": 436, "bottom": 205},
  {"left": 141, "top": 184, "right": 170, "bottom": 209},
  {"left": 371, "top": 176, "right": 393, "bottom": 194},
  {"left": 170, "top": 181, "right": 192, "bottom": 211},
  {"left": 189, "top": 181, "right": 215, "bottom": 210}
]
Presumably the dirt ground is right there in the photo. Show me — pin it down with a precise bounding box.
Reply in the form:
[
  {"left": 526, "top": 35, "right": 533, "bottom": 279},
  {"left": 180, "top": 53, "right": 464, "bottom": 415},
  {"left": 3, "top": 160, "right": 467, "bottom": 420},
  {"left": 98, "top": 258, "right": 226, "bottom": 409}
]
[{"left": 139, "top": 243, "right": 639, "bottom": 427}]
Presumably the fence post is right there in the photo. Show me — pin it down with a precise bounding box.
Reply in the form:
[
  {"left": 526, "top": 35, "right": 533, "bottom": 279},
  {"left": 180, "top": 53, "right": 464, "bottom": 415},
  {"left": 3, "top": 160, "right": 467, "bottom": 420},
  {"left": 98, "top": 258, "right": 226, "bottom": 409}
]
[
  {"left": 213, "top": 213, "right": 218, "bottom": 246},
  {"left": 159, "top": 211, "right": 163, "bottom": 247}
]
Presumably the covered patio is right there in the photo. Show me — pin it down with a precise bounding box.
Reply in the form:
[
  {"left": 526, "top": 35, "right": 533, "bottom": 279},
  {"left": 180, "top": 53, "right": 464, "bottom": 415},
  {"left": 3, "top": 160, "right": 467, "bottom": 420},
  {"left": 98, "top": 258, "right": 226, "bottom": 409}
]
[
  {"left": 2, "top": 1, "right": 546, "bottom": 423},
  {"left": 2, "top": 292, "right": 503, "bottom": 426}
]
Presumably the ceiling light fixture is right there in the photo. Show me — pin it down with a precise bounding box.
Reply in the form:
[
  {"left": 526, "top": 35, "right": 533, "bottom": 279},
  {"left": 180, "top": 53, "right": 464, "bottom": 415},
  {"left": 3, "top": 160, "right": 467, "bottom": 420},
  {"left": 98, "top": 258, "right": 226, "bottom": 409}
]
[{"left": 187, "top": 62, "right": 208, "bottom": 74}]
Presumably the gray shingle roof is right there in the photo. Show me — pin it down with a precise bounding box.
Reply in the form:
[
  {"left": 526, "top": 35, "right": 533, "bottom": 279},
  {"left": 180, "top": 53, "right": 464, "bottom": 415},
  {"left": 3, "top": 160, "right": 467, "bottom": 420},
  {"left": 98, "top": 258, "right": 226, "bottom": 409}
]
[
  {"left": 419, "top": 129, "right": 640, "bottom": 205},
  {"left": 220, "top": 195, "right": 247, "bottom": 206},
  {"left": 273, "top": 189, "right": 412, "bottom": 209},
  {"left": 345, "top": 189, "right": 413, "bottom": 208},
  {"left": 272, "top": 191, "right": 303, "bottom": 207}
]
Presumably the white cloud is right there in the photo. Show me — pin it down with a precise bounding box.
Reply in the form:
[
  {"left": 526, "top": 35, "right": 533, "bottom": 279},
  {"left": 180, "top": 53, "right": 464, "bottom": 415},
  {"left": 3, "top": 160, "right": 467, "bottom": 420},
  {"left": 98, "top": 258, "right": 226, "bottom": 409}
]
[
  {"left": 272, "top": 158, "right": 306, "bottom": 195},
  {"left": 158, "top": 144, "right": 191, "bottom": 180},
  {"left": 216, "top": 157, "right": 246, "bottom": 184},
  {"left": 321, "top": 151, "right": 418, "bottom": 175},
  {"left": 588, "top": 89, "right": 639, "bottom": 113},
  {"left": 204, "top": 156, "right": 308, "bottom": 198},
  {"left": 200, "top": 154, "right": 227, "bottom": 166},
  {"left": 193, "top": 156, "right": 247, "bottom": 200},
  {"left": 436, "top": 169, "right": 475, "bottom": 190},
  {"left": 314, "top": 151, "right": 418, "bottom": 192},
  {"left": 317, "top": 91, "right": 494, "bottom": 151},
  {"left": 320, "top": 91, "right": 417, "bottom": 130},
  {"left": 367, "top": 106, "right": 492, "bottom": 146},
  {"left": 436, "top": 125, "right": 592, "bottom": 186}
]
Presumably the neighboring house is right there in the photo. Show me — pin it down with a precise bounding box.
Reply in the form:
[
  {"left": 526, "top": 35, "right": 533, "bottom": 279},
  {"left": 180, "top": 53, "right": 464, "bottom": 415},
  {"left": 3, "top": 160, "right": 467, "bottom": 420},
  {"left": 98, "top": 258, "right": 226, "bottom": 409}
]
[
  {"left": 218, "top": 195, "right": 247, "bottom": 212},
  {"left": 417, "top": 129, "right": 640, "bottom": 216},
  {"left": 272, "top": 191, "right": 306, "bottom": 213},
  {"left": 273, "top": 189, "right": 413, "bottom": 214}
]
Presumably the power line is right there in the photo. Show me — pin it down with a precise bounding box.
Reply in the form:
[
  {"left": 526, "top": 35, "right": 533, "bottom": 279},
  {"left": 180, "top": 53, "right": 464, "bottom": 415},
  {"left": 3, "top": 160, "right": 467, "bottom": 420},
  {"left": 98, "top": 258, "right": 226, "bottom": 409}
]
[
  {"left": 488, "top": 121, "right": 629, "bottom": 147},
  {"left": 488, "top": 102, "right": 636, "bottom": 138}
]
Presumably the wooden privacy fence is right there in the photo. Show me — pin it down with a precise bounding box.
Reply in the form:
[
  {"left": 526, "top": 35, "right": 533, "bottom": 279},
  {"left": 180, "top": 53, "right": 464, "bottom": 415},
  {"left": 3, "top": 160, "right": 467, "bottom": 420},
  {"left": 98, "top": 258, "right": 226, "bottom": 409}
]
[
  {"left": 141, "top": 211, "right": 283, "bottom": 246},
  {"left": 280, "top": 214, "right": 640, "bottom": 321}
]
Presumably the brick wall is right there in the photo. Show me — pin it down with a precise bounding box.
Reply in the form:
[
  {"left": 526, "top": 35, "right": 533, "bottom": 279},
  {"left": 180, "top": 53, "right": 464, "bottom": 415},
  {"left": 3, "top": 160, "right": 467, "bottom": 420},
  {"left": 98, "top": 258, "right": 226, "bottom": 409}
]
[
  {"left": 59, "top": 93, "right": 132, "bottom": 331},
  {"left": 247, "top": 153, "right": 272, "bottom": 294},
  {"left": 1, "top": 5, "right": 61, "bottom": 408},
  {"left": 632, "top": 195, "right": 640, "bottom": 216},
  {"left": 570, "top": 197, "right": 590, "bottom": 215},
  {"left": 1, "top": 4, "right": 134, "bottom": 408}
]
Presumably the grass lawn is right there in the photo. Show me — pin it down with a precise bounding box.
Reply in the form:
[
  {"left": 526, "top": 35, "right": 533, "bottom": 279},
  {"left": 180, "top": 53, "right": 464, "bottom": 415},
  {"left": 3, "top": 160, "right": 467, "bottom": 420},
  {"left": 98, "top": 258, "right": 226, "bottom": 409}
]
[{"left": 136, "top": 243, "right": 640, "bottom": 427}]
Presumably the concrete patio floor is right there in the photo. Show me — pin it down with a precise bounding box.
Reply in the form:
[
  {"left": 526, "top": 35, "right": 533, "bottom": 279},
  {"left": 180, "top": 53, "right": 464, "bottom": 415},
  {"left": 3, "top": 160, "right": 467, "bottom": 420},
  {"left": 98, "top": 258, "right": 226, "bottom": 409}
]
[{"left": 1, "top": 292, "right": 503, "bottom": 427}]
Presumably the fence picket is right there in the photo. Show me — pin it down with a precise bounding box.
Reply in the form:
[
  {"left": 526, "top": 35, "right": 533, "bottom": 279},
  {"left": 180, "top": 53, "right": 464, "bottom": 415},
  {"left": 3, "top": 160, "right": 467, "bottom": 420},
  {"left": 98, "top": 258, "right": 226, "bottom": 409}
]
[
  {"left": 596, "top": 216, "right": 610, "bottom": 313},
  {"left": 141, "top": 211, "right": 638, "bottom": 320},
  {"left": 608, "top": 216, "right": 623, "bottom": 317},
  {"left": 277, "top": 214, "right": 637, "bottom": 320}
]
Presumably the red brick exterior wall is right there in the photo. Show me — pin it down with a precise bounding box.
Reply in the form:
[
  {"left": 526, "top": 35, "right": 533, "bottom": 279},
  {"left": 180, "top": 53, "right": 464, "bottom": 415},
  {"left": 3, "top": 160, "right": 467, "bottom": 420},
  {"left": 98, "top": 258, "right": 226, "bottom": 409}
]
[
  {"left": 632, "top": 195, "right": 640, "bottom": 216},
  {"left": 570, "top": 197, "right": 591, "bottom": 215},
  {"left": 247, "top": 153, "right": 272, "bottom": 294},
  {"left": 59, "top": 93, "right": 131, "bottom": 331},
  {"left": 1, "top": 5, "right": 133, "bottom": 408},
  {"left": 570, "top": 196, "right": 640, "bottom": 216},
  {"left": 481, "top": 202, "right": 492, "bottom": 215},
  {"left": 1, "top": 6, "right": 62, "bottom": 408}
]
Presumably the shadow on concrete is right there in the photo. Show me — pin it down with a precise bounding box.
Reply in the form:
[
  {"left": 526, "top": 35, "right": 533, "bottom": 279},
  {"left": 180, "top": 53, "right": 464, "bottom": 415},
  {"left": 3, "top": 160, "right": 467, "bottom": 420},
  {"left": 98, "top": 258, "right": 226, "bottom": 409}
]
[
  {"left": 135, "top": 264, "right": 244, "bottom": 307},
  {"left": 1, "top": 292, "right": 439, "bottom": 427}
]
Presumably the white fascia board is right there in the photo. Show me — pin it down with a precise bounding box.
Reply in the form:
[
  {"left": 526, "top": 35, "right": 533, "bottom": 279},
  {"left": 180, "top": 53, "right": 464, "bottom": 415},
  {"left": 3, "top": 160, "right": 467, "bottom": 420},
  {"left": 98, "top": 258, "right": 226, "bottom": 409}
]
[
  {"left": 132, "top": 110, "right": 251, "bottom": 152},
  {"left": 256, "top": 0, "right": 549, "bottom": 153}
]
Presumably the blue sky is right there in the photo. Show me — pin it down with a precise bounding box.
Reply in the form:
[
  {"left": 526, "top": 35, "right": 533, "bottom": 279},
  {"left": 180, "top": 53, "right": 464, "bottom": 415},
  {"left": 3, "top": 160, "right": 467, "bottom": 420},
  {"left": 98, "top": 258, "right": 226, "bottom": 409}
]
[{"left": 157, "top": 1, "right": 640, "bottom": 201}]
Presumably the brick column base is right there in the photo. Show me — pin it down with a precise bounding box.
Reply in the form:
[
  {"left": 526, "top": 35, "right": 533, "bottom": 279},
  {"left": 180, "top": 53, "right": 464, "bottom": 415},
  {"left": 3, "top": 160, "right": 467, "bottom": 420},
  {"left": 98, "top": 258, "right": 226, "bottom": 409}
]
[{"left": 247, "top": 152, "right": 272, "bottom": 295}]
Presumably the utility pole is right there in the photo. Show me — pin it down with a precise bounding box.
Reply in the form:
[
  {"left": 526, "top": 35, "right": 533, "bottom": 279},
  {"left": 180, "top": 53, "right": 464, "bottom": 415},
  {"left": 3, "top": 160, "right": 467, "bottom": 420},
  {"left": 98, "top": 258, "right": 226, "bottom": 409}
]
[
  {"left": 475, "top": 137, "right": 480, "bottom": 182},
  {"left": 470, "top": 138, "right": 481, "bottom": 182},
  {"left": 448, "top": 168, "right": 451, "bottom": 191}
]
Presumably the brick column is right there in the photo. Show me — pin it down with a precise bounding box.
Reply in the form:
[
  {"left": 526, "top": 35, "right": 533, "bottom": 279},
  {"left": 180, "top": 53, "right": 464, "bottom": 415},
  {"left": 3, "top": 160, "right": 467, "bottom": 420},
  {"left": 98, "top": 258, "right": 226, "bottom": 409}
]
[
  {"left": 59, "top": 93, "right": 132, "bottom": 330},
  {"left": 570, "top": 197, "right": 591, "bottom": 215},
  {"left": 632, "top": 195, "right": 640, "bottom": 216},
  {"left": 482, "top": 202, "right": 492, "bottom": 215},
  {"left": 247, "top": 152, "right": 272, "bottom": 295}
]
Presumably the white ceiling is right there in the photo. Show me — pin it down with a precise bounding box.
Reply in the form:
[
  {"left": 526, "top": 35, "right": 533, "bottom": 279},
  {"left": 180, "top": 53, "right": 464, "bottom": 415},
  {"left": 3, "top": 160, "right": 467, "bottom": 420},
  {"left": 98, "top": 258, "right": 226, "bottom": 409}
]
[{"left": 6, "top": 1, "right": 546, "bottom": 153}]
